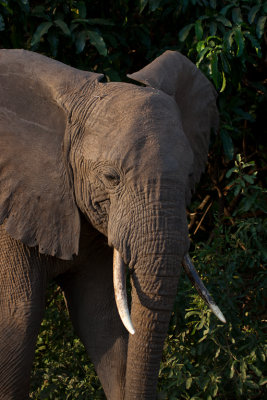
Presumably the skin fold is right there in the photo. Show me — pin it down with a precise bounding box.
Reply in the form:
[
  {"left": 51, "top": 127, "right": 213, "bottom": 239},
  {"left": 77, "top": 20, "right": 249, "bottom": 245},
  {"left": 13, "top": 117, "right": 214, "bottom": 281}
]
[{"left": 0, "top": 49, "right": 218, "bottom": 399}]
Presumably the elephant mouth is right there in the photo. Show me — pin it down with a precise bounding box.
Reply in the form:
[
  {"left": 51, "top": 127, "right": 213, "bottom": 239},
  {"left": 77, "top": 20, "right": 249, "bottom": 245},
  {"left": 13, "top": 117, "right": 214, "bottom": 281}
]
[{"left": 113, "top": 249, "right": 226, "bottom": 335}]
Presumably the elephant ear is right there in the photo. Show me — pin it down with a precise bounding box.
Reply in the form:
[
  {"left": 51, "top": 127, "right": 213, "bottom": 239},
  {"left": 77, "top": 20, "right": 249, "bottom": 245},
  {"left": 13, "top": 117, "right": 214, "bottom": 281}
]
[
  {"left": 127, "top": 50, "right": 219, "bottom": 197},
  {"left": 0, "top": 49, "right": 103, "bottom": 260}
]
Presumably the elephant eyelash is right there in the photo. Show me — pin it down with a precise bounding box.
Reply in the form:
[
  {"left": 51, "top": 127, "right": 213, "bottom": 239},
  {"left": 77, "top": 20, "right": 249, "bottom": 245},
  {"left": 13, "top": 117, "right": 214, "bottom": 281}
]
[
  {"left": 103, "top": 173, "right": 120, "bottom": 184},
  {"left": 101, "top": 172, "right": 120, "bottom": 188},
  {"left": 96, "top": 166, "right": 121, "bottom": 189}
]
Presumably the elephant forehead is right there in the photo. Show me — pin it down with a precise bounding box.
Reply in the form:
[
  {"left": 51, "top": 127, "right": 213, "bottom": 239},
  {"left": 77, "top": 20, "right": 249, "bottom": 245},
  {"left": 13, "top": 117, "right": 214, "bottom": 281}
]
[{"left": 82, "top": 82, "right": 193, "bottom": 177}]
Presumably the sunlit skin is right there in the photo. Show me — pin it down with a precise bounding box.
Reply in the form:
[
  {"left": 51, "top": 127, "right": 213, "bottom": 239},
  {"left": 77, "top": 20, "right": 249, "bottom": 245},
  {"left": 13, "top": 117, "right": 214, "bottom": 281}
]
[{"left": 0, "top": 49, "right": 218, "bottom": 400}]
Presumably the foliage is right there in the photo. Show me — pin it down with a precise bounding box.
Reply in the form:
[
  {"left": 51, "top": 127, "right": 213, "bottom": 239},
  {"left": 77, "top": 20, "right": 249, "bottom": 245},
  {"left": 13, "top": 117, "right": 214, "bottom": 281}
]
[
  {"left": 30, "top": 284, "right": 105, "bottom": 399},
  {"left": 158, "top": 215, "right": 266, "bottom": 399},
  {"left": 1, "top": 0, "right": 266, "bottom": 399}
]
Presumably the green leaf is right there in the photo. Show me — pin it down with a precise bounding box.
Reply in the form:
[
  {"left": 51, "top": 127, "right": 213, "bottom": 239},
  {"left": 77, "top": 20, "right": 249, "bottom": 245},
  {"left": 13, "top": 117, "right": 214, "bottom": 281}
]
[
  {"left": 197, "top": 315, "right": 205, "bottom": 330},
  {"left": 149, "top": 0, "right": 162, "bottom": 12},
  {"left": 75, "top": 30, "right": 87, "bottom": 53},
  {"left": 256, "top": 16, "right": 267, "bottom": 38},
  {"left": 224, "top": 30, "right": 235, "bottom": 50},
  {"left": 215, "top": 347, "right": 221, "bottom": 358},
  {"left": 209, "top": 21, "right": 217, "bottom": 36},
  {"left": 211, "top": 53, "right": 220, "bottom": 89},
  {"left": 210, "top": 0, "right": 216, "bottom": 9},
  {"left": 236, "top": 153, "right": 241, "bottom": 163},
  {"left": 77, "top": 1, "right": 87, "bottom": 19},
  {"left": 0, "top": 14, "right": 4, "bottom": 31},
  {"left": 244, "top": 32, "right": 262, "bottom": 57},
  {"left": 186, "top": 377, "right": 193, "bottom": 389},
  {"left": 104, "top": 32, "right": 118, "bottom": 47},
  {"left": 31, "top": 5, "right": 48, "bottom": 19},
  {"left": 19, "top": 0, "right": 29, "bottom": 12},
  {"left": 198, "top": 15, "right": 209, "bottom": 22},
  {"left": 258, "top": 348, "right": 266, "bottom": 362},
  {"left": 220, "top": 71, "right": 226, "bottom": 92},
  {"left": 232, "top": 7, "right": 243, "bottom": 25},
  {"left": 220, "top": 4, "right": 234, "bottom": 16},
  {"left": 246, "top": 380, "right": 259, "bottom": 390},
  {"left": 234, "top": 27, "right": 245, "bottom": 57},
  {"left": 196, "top": 47, "right": 210, "bottom": 65},
  {"left": 85, "top": 18, "right": 115, "bottom": 26},
  {"left": 185, "top": 310, "right": 200, "bottom": 318},
  {"left": 0, "top": 1, "right": 12, "bottom": 15},
  {"left": 240, "top": 358, "right": 247, "bottom": 381},
  {"left": 196, "top": 40, "right": 205, "bottom": 53},
  {"left": 195, "top": 20, "right": 203, "bottom": 40},
  {"left": 140, "top": 0, "right": 148, "bottom": 13},
  {"left": 259, "top": 377, "right": 267, "bottom": 386},
  {"left": 234, "top": 185, "right": 241, "bottom": 196},
  {"left": 249, "top": 364, "right": 262, "bottom": 377},
  {"left": 179, "top": 24, "right": 194, "bottom": 42},
  {"left": 226, "top": 167, "right": 235, "bottom": 178},
  {"left": 211, "top": 383, "right": 218, "bottom": 397},
  {"left": 54, "top": 20, "right": 71, "bottom": 36},
  {"left": 234, "top": 107, "right": 255, "bottom": 122},
  {"left": 230, "top": 362, "right": 236, "bottom": 378},
  {"left": 47, "top": 30, "right": 59, "bottom": 57},
  {"left": 220, "top": 53, "right": 231, "bottom": 74},
  {"left": 198, "top": 334, "right": 208, "bottom": 343},
  {"left": 88, "top": 30, "right": 107, "bottom": 56},
  {"left": 237, "top": 382, "right": 243, "bottom": 396},
  {"left": 243, "top": 175, "right": 255, "bottom": 184},
  {"left": 31, "top": 21, "right": 53, "bottom": 46},
  {"left": 70, "top": 22, "right": 79, "bottom": 32},
  {"left": 248, "top": 5, "right": 261, "bottom": 24},
  {"left": 220, "top": 129, "right": 234, "bottom": 160},
  {"left": 216, "top": 15, "right": 232, "bottom": 27}
]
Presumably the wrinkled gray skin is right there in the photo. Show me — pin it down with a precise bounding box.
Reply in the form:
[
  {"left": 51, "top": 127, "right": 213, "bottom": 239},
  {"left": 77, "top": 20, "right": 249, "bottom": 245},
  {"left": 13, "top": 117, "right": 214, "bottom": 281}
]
[{"left": 0, "top": 49, "right": 218, "bottom": 399}]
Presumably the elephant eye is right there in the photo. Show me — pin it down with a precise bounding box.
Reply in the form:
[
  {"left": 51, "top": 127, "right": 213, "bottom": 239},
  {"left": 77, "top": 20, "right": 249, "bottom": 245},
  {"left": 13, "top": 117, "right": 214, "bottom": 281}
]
[{"left": 101, "top": 168, "right": 120, "bottom": 188}]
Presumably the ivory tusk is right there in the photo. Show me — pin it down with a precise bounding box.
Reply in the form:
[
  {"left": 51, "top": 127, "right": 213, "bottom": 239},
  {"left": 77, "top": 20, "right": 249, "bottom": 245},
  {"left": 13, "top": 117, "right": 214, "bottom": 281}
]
[
  {"left": 182, "top": 253, "right": 226, "bottom": 324},
  {"left": 113, "top": 249, "right": 135, "bottom": 335}
]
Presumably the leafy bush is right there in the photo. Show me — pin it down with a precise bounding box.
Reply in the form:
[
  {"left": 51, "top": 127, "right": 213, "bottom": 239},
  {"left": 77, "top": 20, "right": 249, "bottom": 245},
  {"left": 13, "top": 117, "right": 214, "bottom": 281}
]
[
  {"left": 1, "top": 0, "right": 266, "bottom": 399},
  {"left": 159, "top": 215, "right": 266, "bottom": 399},
  {"left": 30, "top": 284, "right": 104, "bottom": 399}
]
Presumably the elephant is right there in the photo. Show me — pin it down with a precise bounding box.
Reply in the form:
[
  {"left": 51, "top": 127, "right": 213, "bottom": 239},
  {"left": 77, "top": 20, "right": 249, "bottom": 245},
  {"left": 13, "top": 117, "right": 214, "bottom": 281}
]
[{"left": 0, "top": 49, "right": 225, "bottom": 400}]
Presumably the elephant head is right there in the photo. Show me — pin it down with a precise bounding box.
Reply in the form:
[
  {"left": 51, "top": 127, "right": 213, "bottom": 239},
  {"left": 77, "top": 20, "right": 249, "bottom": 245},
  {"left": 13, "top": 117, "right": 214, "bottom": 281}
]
[{"left": 0, "top": 49, "right": 225, "bottom": 399}]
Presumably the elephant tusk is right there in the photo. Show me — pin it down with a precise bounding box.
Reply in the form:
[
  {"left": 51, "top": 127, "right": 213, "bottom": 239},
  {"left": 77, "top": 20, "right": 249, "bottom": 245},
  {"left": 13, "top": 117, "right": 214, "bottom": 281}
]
[
  {"left": 113, "top": 249, "right": 135, "bottom": 335},
  {"left": 182, "top": 254, "right": 226, "bottom": 323}
]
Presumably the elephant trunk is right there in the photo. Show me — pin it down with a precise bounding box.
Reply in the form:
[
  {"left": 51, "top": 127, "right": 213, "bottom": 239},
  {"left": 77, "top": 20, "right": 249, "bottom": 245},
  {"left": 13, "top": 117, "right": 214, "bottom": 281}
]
[
  {"left": 108, "top": 188, "right": 189, "bottom": 398},
  {"left": 111, "top": 191, "right": 225, "bottom": 398},
  {"left": 124, "top": 233, "right": 184, "bottom": 399}
]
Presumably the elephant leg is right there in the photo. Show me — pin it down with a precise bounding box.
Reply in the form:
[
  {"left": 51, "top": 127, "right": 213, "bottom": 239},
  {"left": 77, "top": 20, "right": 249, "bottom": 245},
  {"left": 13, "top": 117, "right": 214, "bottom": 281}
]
[
  {"left": 57, "top": 237, "right": 128, "bottom": 400},
  {"left": 0, "top": 227, "right": 47, "bottom": 400}
]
